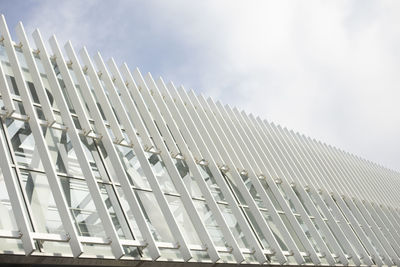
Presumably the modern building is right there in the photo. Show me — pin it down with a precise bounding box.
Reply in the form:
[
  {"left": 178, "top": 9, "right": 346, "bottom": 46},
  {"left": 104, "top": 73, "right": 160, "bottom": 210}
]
[{"left": 0, "top": 15, "right": 399, "bottom": 267}]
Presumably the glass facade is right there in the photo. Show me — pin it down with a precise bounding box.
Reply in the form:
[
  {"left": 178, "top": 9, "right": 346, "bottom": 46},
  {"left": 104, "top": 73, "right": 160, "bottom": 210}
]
[{"left": 0, "top": 15, "right": 399, "bottom": 266}]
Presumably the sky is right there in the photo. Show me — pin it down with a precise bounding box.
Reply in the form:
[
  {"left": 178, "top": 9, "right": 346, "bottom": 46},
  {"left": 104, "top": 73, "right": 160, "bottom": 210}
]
[{"left": 1, "top": 0, "right": 399, "bottom": 171}]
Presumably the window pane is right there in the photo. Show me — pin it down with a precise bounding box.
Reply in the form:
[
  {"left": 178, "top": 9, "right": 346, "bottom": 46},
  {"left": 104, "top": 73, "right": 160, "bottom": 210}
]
[
  {"left": 20, "top": 169, "right": 65, "bottom": 234},
  {"left": 59, "top": 176, "right": 106, "bottom": 238},
  {"left": 193, "top": 199, "right": 226, "bottom": 247},
  {"left": 218, "top": 203, "right": 249, "bottom": 249},
  {"left": 114, "top": 144, "right": 151, "bottom": 189},
  {"left": 0, "top": 168, "right": 18, "bottom": 231},
  {"left": 165, "top": 195, "right": 201, "bottom": 246}
]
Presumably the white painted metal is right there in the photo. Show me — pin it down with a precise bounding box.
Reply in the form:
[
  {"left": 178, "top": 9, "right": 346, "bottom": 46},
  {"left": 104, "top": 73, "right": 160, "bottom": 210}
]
[
  {"left": 220, "top": 103, "right": 342, "bottom": 265},
  {"left": 117, "top": 65, "right": 221, "bottom": 262},
  {"left": 48, "top": 35, "right": 125, "bottom": 258},
  {"left": 0, "top": 18, "right": 84, "bottom": 257},
  {"left": 293, "top": 131, "right": 380, "bottom": 265},
  {"left": 15, "top": 22, "right": 56, "bottom": 126},
  {"left": 194, "top": 94, "right": 291, "bottom": 264},
  {"left": 0, "top": 118, "right": 35, "bottom": 255},
  {"left": 0, "top": 14, "right": 398, "bottom": 266},
  {"left": 0, "top": 52, "right": 15, "bottom": 116},
  {"left": 164, "top": 82, "right": 267, "bottom": 264},
  {"left": 65, "top": 43, "right": 161, "bottom": 260},
  {"left": 93, "top": 53, "right": 192, "bottom": 261},
  {"left": 145, "top": 74, "right": 246, "bottom": 263}
]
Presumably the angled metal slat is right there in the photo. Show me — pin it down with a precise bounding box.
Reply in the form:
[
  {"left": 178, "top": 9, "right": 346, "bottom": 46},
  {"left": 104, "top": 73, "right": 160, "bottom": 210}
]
[
  {"left": 146, "top": 75, "right": 246, "bottom": 264},
  {"left": 65, "top": 42, "right": 161, "bottom": 260},
  {"left": 48, "top": 36, "right": 126, "bottom": 259},
  {"left": 93, "top": 53, "right": 192, "bottom": 261},
  {"left": 0, "top": 18, "right": 84, "bottom": 257},
  {"left": 164, "top": 82, "right": 267, "bottom": 264},
  {"left": 220, "top": 103, "right": 340, "bottom": 265},
  {"left": 0, "top": 118, "right": 35, "bottom": 255},
  {"left": 15, "top": 22, "right": 56, "bottom": 125},
  {"left": 195, "top": 94, "right": 289, "bottom": 264}
]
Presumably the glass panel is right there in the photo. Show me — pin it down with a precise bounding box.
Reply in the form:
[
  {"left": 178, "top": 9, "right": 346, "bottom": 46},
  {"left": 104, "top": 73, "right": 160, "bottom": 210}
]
[
  {"left": 159, "top": 248, "right": 182, "bottom": 261},
  {"left": 80, "top": 136, "right": 108, "bottom": 181},
  {"left": 43, "top": 127, "right": 82, "bottom": 176},
  {"left": 240, "top": 174, "right": 265, "bottom": 209},
  {"left": 6, "top": 119, "right": 43, "bottom": 171},
  {"left": 39, "top": 241, "right": 72, "bottom": 256},
  {"left": 242, "top": 207, "right": 268, "bottom": 249},
  {"left": 26, "top": 81, "right": 39, "bottom": 104},
  {"left": 276, "top": 183, "right": 297, "bottom": 213},
  {"left": 122, "top": 246, "right": 141, "bottom": 259},
  {"left": 174, "top": 158, "right": 202, "bottom": 198},
  {"left": 189, "top": 250, "right": 211, "bottom": 262},
  {"left": 307, "top": 190, "right": 327, "bottom": 219},
  {"left": 244, "top": 253, "right": 257, "bottom": 263},
  {"left": 114, "top": 143, "right": 151, "bottom": 189},
  {"left": 165, "top": 195, "right": 202, "bottom": 246},
  {"left": 146, "top": 152, "right": 177, "bottom": 194},
  {"left": 5, "top": 75, "right": 19, "bottom": 96},
  {"left": 114, "top": 186, "right": 143, "bottom": 241},
  {"left": 59, "top": 176, "right": 106, "bottom": 238},
  {"left": 82, "top": 243, "right": 113, "bottom": 258},
  {"left": 221, "top": 171, "right": 246, "bottom": 204},
  {"left": 218, "top": 251, "right": 236, "bottom": 263},
  {"left": 293, "top": 186, "right": 311, "bottom": 216},
  {"left": 198, "top": 165, "right": 224, "bottom": 202},
  {"left": 32, "top": 56, "right": 58, "bottom": 109},
  {"left": 0, "top": 168, "right": 18, "bottom": 231},
  {"left": 260, "top": 210, "right": 289, "bottom": 251},
  {"left": 193, "top": 199, "right": 226, "bottom": 247},
  {"left": 0, "top": 238, "right": 24, "bottom": 254},
  {"left": 128, "top": 189, "right": 174, "bottom": 243},
  {"left": 260, "top": 180, "right": 283, "bottom": 211},
  {"left": 218, "top": 203, "right": 249, "bottom": 249},
  {"left": 20, "top": 169, "right": 65, "bottom": 234},
  {"left": 296, "top": 216, "right": 320, "bottom": 253},
  {"left": 279, "top": 213, "right": 307, "bottom": 253},
  {"left": 311, "top": 217, "right": 334, "bottom": 253},
  {"left": 0, "top": 45, "right": 16, "bottom": 86},
  {"left": 98, "top": 183, "right": 133, "bottom": 240}
]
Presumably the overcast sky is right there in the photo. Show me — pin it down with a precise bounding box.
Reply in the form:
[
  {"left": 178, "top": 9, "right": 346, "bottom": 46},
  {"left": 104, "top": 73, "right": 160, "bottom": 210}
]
[{"left": 1, "top": 0, "right": 399, "bottom": 171}]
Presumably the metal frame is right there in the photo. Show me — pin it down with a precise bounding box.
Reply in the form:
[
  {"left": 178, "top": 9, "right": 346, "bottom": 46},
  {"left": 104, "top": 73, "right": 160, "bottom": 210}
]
[
  {"left": 93, "top": 53, "right": 193, "bottom": 261},
  {"left": 142, "top": 74, "right": 246, "bottom": 263},
  {"left": 213, "top": 101, "right": 340, "bottom": 265},
  {"left": 116, "top": 65, "right": 220, "bottom": 262},
  {"left": 0, "top": 15, "right": 398, "bottom": 266},
  {"left": 65, "top": 43, "right": 161, "bottom": 260},
  {"left": 163, "top": 82, "right": 268, "bottom": 264},
  {"left": 0, "top": 16, "right": 84, "bottom": 257}
]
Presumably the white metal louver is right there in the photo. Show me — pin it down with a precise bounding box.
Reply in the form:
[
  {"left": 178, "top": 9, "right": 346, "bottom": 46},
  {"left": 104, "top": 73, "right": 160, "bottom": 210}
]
[{"left": 0, "top": 14, "right": 399, "bottom": 266}]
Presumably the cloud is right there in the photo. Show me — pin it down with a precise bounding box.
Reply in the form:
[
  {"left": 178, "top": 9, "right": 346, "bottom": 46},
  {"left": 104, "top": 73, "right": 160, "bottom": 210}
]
[{"left": 5, "top": 0, "right": 399, "bottom": 170}]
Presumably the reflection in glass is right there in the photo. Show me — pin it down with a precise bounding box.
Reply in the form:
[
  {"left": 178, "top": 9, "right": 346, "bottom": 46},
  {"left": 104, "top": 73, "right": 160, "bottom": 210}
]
[
  {"left": 114, "top": 144, "right": 151, "bottom": 189},
  {"left": 242, "top": 207, "right": 268, "bottom": 249},
  {"left": 118, "top": 188, "right": 174, "bottom": 243},
  {"left": 296, "top": 216, "right": 320, "bottom": 253},
  {"left": 193, "top": 199, "right": 226, "bottom": 247},
  {"left": 218, "top": 203, "right": 249, "bottom": 249},
  {"left": 198, "top": 165, "right": 224, "bottom": 202},
  {"left": 59, "top": 177, "right": 106, "bottom": 238},
  {"left": 174, "top": 158, "right": 202, "bottom": 198},
  {"left": 20, "top": 170, "right": 64, "bottom": 234},
  {"left": 0, "top": 168, "right": 19, "bottom": 231},
  {"left": 279, "top": 213, "right": 307, "bottom": 253},
  {"left": 6, "top": 119, "right": 43, "bottom": 171},
  {"left": 260, "top": 210, "right": 288, "bottom": 251},
  {"left": 147, "top": 152, "right": 177, "bottom": 194},
  {"left": 165, "top": 195, "right": 202, "bottom": 246}
]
